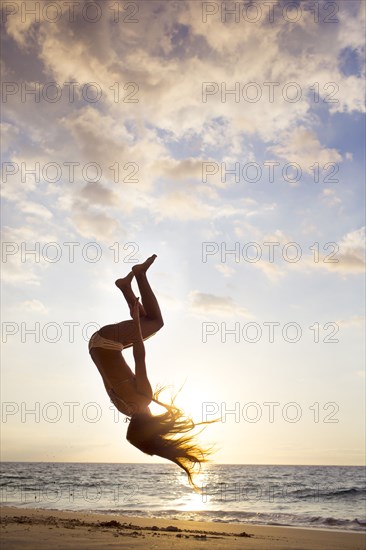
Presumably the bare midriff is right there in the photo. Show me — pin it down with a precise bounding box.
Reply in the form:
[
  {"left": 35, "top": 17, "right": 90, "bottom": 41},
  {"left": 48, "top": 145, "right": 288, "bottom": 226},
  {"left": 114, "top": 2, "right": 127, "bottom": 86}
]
[{"left": 90, "top": 348, "right": 151, "bottom": 415}]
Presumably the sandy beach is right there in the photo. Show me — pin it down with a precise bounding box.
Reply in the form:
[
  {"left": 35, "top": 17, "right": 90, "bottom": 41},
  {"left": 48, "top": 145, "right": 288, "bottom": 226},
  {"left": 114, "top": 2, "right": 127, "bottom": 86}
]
[{"left": 1, "top": 506, "right": 365, "bottom": 550}]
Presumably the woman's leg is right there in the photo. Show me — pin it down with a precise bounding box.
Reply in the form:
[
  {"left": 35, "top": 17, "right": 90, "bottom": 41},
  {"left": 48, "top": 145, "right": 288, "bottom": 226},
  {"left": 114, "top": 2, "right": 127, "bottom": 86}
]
[
  {"left": 115, "top": 271, "right": 146, "bottom": 318},
  {"left": 133, "top": 255, "right": 163, "bottom": 326},
  {"left": 99, "top": 255, "right": 163, "bottom": 347}
]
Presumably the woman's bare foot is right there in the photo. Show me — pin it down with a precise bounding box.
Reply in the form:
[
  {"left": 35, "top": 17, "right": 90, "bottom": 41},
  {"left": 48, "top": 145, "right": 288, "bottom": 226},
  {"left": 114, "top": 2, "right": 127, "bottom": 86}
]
[
  {"left": 115, "top": 270, "right": 134, "bottom": 290},
  {"left": 115, "top": 272, "right": 146, "bottom": 317},
  {"left": 132, "top": 254, "right": 157, "bottom": 277}
]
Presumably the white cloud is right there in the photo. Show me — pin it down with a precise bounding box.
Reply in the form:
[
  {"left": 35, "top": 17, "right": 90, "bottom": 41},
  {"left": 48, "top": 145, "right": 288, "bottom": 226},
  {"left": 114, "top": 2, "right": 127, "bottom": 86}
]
[
  {"left": 152, "top": 190, "right": 212, "bottom": 221},
  {"left": 1, "top": 122, "right": 19, "bottom": 154},
  {"left": 294, "top": 227, "right": 365, "bottom": 275},
  {"left": 337, "top": 316, "right": 365, "bottom": 328},
  {"left": 146, "top": 185, "right": 252, "bottom": 222},
  {"left": 70, "top": 203, "right": 121, "bottom": 243},
  {"left": 19, "top": 201, "right": 53, "bottom": 220},
  {"left": 18, "top": 299, "right": 49, "bottom": 314},
  {"left": 215, "top": 264, "right": 235, "bottom": 278},
  {"left": 1, "top": 225, "right": 60, "bottom": 286},
  {"left": 189, "top": 290, "right": 252, "bottom": 318},
  {"left": 321, "top": 188, "right": 342, "bottom": 208},
  {"left": 269, "top": 126, "right": 342, "bottom": 173},
  {"left": 4, "top": 0, "right": 36, "bottom": 47},
  {"left": 335, "top": 227, "right": 366, "bottom": 273},
  {"left": 230, "top": 226, "right": 365, "bottom": 279},
  {"left": 1, "top": 261, "right": 41, "bottom": 286},
  {"left": 2, "top": 1, "right": 365, "bottom": 264},
  {"left": 253, "top": 260, "right": 286, "bottom": 283},
  {"left": 4, "top": 0, "right": 364, "bottom": 163}
]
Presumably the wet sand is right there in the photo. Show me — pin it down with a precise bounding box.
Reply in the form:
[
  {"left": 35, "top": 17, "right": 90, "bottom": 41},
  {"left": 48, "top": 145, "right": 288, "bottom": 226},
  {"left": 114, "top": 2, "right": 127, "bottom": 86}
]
[{"left": 1, "top": 506, "right": 365, "bottom": 549}]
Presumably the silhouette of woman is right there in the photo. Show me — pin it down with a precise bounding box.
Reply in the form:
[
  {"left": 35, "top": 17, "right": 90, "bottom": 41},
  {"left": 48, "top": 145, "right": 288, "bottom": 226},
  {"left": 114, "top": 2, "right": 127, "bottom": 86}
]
[{"left": 89, "top": 255, "right": 213, "bottom": 488}]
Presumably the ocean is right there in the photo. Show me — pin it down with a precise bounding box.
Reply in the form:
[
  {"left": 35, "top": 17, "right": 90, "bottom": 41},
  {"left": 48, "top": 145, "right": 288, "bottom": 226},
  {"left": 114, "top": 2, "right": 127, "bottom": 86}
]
[{"left": 1, "top": 462, "right": 365, "bottom": 532}]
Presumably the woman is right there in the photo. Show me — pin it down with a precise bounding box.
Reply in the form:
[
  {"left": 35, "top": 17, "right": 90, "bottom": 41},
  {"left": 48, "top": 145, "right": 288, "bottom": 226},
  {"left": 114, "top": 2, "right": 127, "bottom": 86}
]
[{"left": 89, "top": 254, "right": 213, "bottom": 488}]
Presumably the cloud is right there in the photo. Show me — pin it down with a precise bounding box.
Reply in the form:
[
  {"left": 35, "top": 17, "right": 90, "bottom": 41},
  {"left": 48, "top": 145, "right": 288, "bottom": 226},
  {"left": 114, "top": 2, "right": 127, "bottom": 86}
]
[
  {"left": 1, "top": 122, "right": 19, "bottom": 154},
  {"left": 1, "top": 225, "right": 59, "bottom": 286},
  {"left": 335, "top": 227, "right": 366, "bottom": 273},
  {"left": 151, "top": 190, "right": 213, "bottom": 221},
  {"left": 61, "top": 107, "right": 133, "bottom": 165},
  {"left": 321, "top": 188, "right": 342, "bottom": 207},
  {"left": 3, "top": 0, "right": 36, "bottom": 47},
  {"left": 70, "top": 202, "right": 121, "bottom": 242},
  {"left": 1, "top": 0, "right": 365, "bottom": 242},
  {"left": 18, "top": 299, "right": 49, "bottom": 314},
  {"left": 295, "top": 226, "right": 365, "bottom": 275},
  {"left": 1, "top": 260, "right": 41, "bottom": 286},
  {"left": 19, "top": 201, "right": 53, "bottom": 220},
  {"left": 189, "top": 291, "right": 252, "bottom": 318},
  {"left": 148, "top": 185, "right": 251, "bottom": 222},
  {"left": 4, "top": 0, "right": 364, "bottom": 155},
  {"left": 152, "top": 157, "right": 204, "bottom": 181},
  {"left": 229, "top": 226, "right": 365, "bottom": 279},
  {"left": 269, "top": 126, "right": 342, "bottom": 173},
  {"left": 253, "top": 260, "right": 286, "bottom": 282},
  {"left": 78, "top": 182, "right": 120, "bottom": 207},
  {"left": 336, "top": 316, "right": 365, "bottom": 328},
  {"left": 215, "top": 264, "right": 235, "bottom": 278}
]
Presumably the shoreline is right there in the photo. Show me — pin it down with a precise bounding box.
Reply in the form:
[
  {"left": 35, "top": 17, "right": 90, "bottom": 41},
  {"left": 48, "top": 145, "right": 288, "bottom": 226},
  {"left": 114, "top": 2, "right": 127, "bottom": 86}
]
[
  {"left": 1, "top": 506, "right": 365, "bottom": 549},
  {"left": 1, "top": 504, "right": 364, "bottom": 534}
]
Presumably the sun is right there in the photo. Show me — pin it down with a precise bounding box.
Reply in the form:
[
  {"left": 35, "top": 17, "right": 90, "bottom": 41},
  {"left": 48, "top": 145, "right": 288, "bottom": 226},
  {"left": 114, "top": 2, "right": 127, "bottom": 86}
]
[
  {"left": 149, "top": 380, "right": 221, "bottom": 450},
  {"left": 175, "top": 384, "right": 216, "bottom": 423}
]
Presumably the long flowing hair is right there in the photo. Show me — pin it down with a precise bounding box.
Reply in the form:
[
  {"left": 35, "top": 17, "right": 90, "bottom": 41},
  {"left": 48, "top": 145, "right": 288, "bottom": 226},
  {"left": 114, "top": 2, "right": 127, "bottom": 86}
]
[{"left": 126, "top": 385, "right": 218, "bottom": 490}]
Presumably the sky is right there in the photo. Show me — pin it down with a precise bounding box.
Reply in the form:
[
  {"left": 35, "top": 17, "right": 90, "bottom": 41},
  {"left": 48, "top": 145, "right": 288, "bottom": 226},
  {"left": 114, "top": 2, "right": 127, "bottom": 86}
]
[{"left": 1, "top": 0, "right": 365, "bottom": 467}]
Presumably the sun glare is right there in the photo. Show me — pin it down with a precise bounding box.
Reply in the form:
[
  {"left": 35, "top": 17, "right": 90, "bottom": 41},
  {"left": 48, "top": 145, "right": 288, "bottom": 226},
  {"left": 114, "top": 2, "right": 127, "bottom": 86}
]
[
  {"left": 176, "top": 384, "right": 217, "bottom": 424},
  {"left": 176, "top": 466, "right": 214, "bottom": 511}
]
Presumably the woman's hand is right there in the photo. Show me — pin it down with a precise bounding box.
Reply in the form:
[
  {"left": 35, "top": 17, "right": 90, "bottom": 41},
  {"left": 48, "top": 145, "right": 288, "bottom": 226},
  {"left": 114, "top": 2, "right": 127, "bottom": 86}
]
[{"left": 131, "top": 298, "right": 141, "bottom": 323}]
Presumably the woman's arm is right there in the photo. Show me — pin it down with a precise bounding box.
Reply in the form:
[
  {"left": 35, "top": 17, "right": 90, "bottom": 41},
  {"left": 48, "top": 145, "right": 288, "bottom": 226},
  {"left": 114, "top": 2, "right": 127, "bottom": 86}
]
[{"left": 131, "top": 299, "right": 152, "bottom": 399}]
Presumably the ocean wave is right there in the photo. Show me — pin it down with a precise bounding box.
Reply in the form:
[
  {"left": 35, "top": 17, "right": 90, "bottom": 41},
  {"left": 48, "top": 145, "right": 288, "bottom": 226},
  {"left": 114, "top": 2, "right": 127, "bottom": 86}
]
[
  {"left": 2, "top": 463, "right": 366, "bottom": 531},
  {"left": 68, "top": 508, "right": 366, "bottom": 532},
  {"left": 293, "top": 487, "right": 366, "bottom": 499}
]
